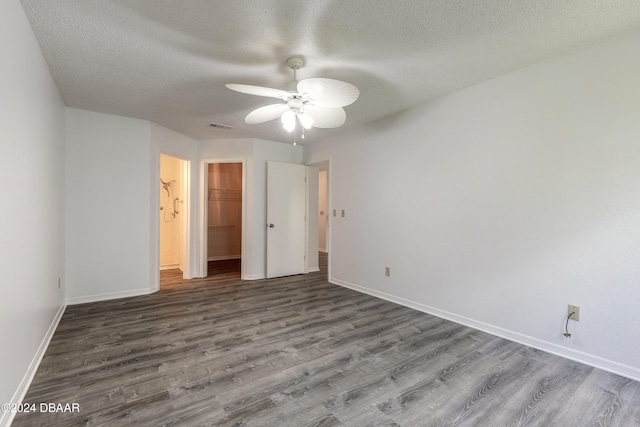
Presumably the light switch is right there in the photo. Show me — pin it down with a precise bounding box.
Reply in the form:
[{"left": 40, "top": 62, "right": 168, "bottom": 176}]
[
  {"left": 333, "top": 209, "right": 336, "bottom": 217},
  {"left": 341, "top": 209, "right": 345, "bottom": 217}
]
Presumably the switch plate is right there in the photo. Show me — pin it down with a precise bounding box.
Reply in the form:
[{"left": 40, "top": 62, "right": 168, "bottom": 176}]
[
  {"left": 568, "top": 304, "right": 580, "bottom": 321},
  {"left": 385, "top": 267, "right": 390, "bottom": 277}
]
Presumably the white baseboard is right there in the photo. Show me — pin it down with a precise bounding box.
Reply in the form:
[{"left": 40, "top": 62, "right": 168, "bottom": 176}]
[
  {"left": 0, "top": 304, "right": 66, "bottom": 427},
  {"left": 66, "top": 287, "right": 153, "bottom": 305},
  {"left": 308, "top": 267, "right": 320, "bottom": 273},
  {"left": 160, "top": 263, "right": 180, "bottom": 270},
  {"left": 207, "top": 255, "right": 241, "bottom": 261},
  {"left": 329, "top": 277, "right": 640, "bottom": 382}
]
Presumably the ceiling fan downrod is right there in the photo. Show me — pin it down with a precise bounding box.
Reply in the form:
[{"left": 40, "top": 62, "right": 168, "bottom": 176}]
[{"left": 284, "top": 57, "right": 304, "bottom": 92}]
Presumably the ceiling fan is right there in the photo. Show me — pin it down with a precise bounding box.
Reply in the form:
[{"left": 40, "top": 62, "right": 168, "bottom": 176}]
[{"left": 225, "top": 57, "right": 359, "bottom": 138}]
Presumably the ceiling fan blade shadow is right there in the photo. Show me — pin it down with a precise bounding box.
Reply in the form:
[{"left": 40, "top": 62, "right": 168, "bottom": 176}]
[
  {"left": 226, "top": 83, "right": 290, "bottom": 99},
  {"left": 297, "top": 78, "right": 359, "bottom": 108},
  {"left": 245, "top": 103, "right": 290, "bottom": 124},
  {"left": 304, "top": 105, "right": 346, "bottom": 128}
]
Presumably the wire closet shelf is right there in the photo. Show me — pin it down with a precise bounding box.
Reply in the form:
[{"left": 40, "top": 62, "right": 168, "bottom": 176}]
[{"left": 208, "top": 188, "right": 242, "bottom": 202}]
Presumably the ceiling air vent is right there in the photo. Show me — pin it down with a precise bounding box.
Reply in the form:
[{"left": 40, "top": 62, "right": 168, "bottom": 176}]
[{"left": 209, "top": 122, "right": 234, "bottom": 130}]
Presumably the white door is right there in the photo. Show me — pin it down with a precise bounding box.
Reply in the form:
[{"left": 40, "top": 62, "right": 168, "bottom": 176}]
[{"left": 267, "top": 161, "right": 306, "bottom": 278}]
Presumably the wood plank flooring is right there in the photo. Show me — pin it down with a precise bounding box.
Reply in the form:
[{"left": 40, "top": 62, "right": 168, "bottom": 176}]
[
  {"left": 13, "top": 253, "right": 640, "bottom": 426},
  {"left": 160, "top": 259, "right": 242, "bottom": 290}
]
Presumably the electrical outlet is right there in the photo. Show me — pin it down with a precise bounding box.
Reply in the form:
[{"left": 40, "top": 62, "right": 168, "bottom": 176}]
[
  {"left": 568, "top": 304, "right": 580, "bottom": 321},
  {"left": 385, "top": 267, "right": 390, "bottom": 277}
]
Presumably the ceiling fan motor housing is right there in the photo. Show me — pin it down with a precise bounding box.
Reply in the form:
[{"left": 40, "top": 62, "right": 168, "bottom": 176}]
[{"left": 287, "top": 97, "right": 304, "bottom": 113}]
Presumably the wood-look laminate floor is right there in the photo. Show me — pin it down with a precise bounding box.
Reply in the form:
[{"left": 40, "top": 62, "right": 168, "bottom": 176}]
[
  {"left": 14, "top": 253, "right": 640, "bottom": 426},
  {"left": 160, "top": 258, "right": 242, "bottom": 290}
]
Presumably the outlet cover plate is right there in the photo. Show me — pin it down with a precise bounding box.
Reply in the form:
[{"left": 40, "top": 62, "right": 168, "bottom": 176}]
[{"left": 568, "top": 304, "right": 580, "bottom": 321}]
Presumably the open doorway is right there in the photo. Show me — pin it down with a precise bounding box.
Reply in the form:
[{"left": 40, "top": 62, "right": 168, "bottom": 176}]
[
  {"left": 308, "top": 160, "right": 329, "bottom": 279},
  {"left": 206, "top": 162, "right": 243, "bottom": 278},
  {"left": 159, "top": 153, "right": 189, "bottom": 287},
  {"left": 318, "top": 167, "right": 328, "bottom": 277},
  {"left": 318, "top": 169, "right": 328, "bottom": 254}
]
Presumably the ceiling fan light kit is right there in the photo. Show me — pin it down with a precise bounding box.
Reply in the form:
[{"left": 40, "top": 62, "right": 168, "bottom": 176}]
[
  {"left": 226, "top": 56, "right": 359, "bottom": 142},
  {"left": 281, "top": 110, "right": 296, "bottom": 132}
]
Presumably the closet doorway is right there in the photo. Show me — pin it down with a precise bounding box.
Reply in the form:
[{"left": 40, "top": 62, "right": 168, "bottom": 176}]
[{"left": 206, "top": 162, "right": 243, "bottom": 278}]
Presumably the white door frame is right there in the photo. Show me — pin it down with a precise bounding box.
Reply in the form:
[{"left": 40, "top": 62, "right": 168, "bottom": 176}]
[
  {"left": 305, "top": 166, "right": 320, "bottom": 274},
  {"left": 306, "top": 158, "right": 331, "bottom": 280},
  {"left": 157, "top": 152, "right": 191, "bottom": 282},
  {"left": 198, "top": 158, "right": 247, "bottom": 279},
  {"left": 179, "top": 159, "right": 191, "bottom": 276}
]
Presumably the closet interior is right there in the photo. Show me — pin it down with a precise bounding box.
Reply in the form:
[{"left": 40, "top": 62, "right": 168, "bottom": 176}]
[{"left": 207, "top": 163, "right": 242, "bottom": 263}]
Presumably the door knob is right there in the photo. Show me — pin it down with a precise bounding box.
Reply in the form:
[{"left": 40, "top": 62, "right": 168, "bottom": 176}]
[{"left": 268, "top": 223, "right": 275, "bottom": 228}]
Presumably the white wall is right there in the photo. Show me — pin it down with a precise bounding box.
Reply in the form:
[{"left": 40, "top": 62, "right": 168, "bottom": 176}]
[
  {"left": 0, "top": 0, "right": 66, "bottom": 423},
  {"left": 304, "top": 27, "right": 640, "bottom": 380},
  {"left": 66, "top": 113, "right": 199, "bottom": 302},
  {"left": 66, "top": 109, "right": 153, "bottom": 303}
]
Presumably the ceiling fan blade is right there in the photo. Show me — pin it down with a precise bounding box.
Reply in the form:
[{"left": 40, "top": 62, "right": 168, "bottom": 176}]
[
  {"left": 297, "top": 78, "right": 360, "bottom": 108},
  {"left": 304, "top": 105, "right": 346, "bottom": 128},
  {"left": 245, "top": 103, "right": 290, "bottom": 124},
  {"left": 226, "top": 83, "right": 290, "bottom": 99}
]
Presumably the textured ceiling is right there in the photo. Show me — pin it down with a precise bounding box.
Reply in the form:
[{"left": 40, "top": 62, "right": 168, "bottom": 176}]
[{"left": 20, "top": 0, "right": 640, "bottom": 144}]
